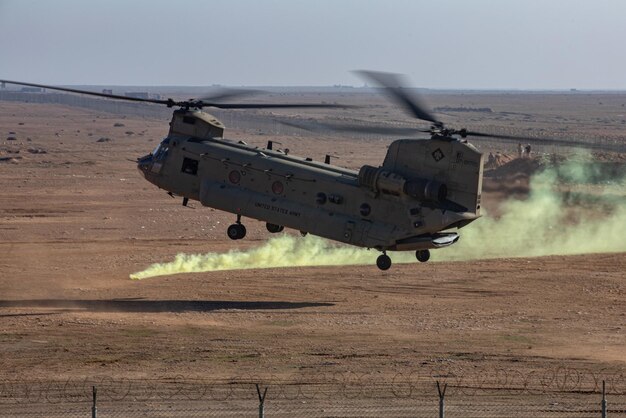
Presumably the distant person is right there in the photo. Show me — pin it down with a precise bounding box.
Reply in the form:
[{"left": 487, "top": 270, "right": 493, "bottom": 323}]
[
  {"left": 487, "top": 152, "right": 495, "bottom": 166},
  {"left": 525, "top": 144, "right": 532, "bottom": 158},
  {"left": 517, "top": 142, "right": 523, "bottom": 158}
]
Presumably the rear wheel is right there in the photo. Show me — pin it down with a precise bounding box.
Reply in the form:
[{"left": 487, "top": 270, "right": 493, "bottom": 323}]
[
  {"left": 376, "top": 254, "right": 392, "bottom": 271},
  {"left": 416, "top": 249, "right": 430, "bottom": 263},
  {"left": 266, "top": 223, "right": 284, "bottom": 233}
]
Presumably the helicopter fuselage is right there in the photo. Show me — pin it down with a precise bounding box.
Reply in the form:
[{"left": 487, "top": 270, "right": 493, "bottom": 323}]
[{"left": 138, "top": 110, "right": 483, "bottom": 252}]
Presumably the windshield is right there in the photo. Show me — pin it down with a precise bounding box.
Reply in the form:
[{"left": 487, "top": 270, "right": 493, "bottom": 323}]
[{"left": 151, "top": 138, "right": 170, "bottom": 160}]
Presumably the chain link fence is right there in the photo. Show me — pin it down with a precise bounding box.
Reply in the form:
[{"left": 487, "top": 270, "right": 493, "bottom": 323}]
[{"left": 1, "top": 368, "right": 625, "bottom": 417}]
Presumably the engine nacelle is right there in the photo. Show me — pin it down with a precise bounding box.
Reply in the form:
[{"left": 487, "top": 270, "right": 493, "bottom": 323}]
[
  {"left": 404, "top": 178, "right": 447, "bottom": 203},
  {"left": 358, "top": 165, "right": 446, "bottom": 203}
]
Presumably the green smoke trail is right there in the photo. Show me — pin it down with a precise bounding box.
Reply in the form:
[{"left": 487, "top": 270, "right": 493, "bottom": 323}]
[
  {"left": 130, "top": 159, "right": 626, "bottom": 280},
  {"left": 129, "top": 234, "right": 385, "bottom": 279}
]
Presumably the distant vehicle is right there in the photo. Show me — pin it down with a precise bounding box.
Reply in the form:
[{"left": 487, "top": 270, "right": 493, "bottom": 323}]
[{"left": 7, "top": 132, "right": 16, "bottom": 141}]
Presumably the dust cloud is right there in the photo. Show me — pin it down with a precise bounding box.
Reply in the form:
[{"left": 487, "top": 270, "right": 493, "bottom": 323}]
[
  {"left": 443, "top": 159, "right": 626, "bottom": 261},
  {"left": 130, "top": 159, "right": 626, "bottom": 279}
]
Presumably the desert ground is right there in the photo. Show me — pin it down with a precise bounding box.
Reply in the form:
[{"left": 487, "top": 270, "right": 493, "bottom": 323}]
[{"left": 0, "top": 91, "right": 624, "bottom": 411}]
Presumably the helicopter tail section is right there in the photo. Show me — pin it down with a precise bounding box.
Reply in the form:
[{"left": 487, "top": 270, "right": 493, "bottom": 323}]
[{"left": 382, "top": 138, "right": 483, "bottom": 217}]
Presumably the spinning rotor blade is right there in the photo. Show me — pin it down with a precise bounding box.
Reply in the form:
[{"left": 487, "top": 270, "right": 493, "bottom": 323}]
[
  {"left": 283, "top": 116, "right": 624, "bottom": 152},
  {"left": 323, "top": 124, "right": 429, "bottom": 136},
  {"left": 461, "top": 130, "right": 624, "bottom": 151},
  {"left": 280, "top": 119, "right": 428, "bottom": 136},
  {"left": 355, "top": 70, "right": 440, "bottom": 125},
  {"left": 197, "top": 88, "right": 261, "bottom": 103},
  {"left": 201, "top": 102, "right": 350, "bottom": 109},
  {"left": 0, "top": 79, "right": 170, "bottom": 105},
  {"left": 0, "top": 80, "right": 348, "bottom": 110}
]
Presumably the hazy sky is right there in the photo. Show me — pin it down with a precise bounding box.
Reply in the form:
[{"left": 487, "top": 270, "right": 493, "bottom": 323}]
[{"left": 1, "top": 0, "right": 625, "bottom": 89}]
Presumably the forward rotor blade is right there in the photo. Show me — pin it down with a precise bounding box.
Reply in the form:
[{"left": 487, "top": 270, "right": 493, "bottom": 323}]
[
  {"left": 1, "top": 80, "right": 351, "bottom": 110},
  {"left": 355, "top": 70, "right": 440, "bottom": 125},
  {"left": 205, "top": 103, "right": 351, "bottom": 109},
  {"left": 0, "top": 79, "right": 171, "bottom": 106}
]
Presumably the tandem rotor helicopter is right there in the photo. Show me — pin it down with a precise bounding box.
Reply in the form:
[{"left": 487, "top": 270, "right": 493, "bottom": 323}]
[{"left": 0, "top": 72, "right": 608, "bottom": 270}]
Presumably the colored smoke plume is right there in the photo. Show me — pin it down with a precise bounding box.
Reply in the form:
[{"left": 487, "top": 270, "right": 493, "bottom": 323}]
[{"left": 130, "top": 158, "right": 626, "bottom": 279}]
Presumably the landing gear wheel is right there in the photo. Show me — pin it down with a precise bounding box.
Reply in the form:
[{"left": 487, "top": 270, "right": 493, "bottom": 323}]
[
  {"left": 416, "top": 249, "right": 430, "bottom": 263},
  {"left": 266, "top": 223, "right": 284, "bottom": 233},
  {"left": 376, "top": 254, "right": 392, "bottom": 271},
  {"left": 227, "top": 223, "right": 246, "bottom": 240}
]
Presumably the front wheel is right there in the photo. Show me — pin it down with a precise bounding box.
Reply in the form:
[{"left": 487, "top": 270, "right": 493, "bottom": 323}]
[{"left": 227, "top": 223, "right": 246, "bottom": 240}]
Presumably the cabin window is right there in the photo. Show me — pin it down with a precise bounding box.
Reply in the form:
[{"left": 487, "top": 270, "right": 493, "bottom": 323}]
[
  {"left": 181, "top": 157, "right": 198, "bottom": 175},
  {"left": 272, "top": 181, "right": 284, "bottom": 195},
  {"left": 183, "top": 116, "right": 196, "bottom": 125},
  {"left": 229, "top": 170, "right": 241, "bottom": 184},
  {"left": 359, "top": 203, "right": 371, "bottom": 217},
  {"left": 328, "top": 194, "right": 343, "bottom": 204}
]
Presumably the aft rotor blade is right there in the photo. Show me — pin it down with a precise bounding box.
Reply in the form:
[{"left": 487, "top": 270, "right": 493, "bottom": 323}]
[
  {"left": 355, "top": 70, "right": 440, "bottom": 125},
  {"left": 0, "top": 79, "right": 172, "bottom": 105},
  {"left": 197, "top": 88, "right": 262, "bottom": 103},
  {"left": 279, "top": 119, "right": 428, "bottom": 136},
  {"left": 464, "top": 130, "right": 625, "bottom": 152}
]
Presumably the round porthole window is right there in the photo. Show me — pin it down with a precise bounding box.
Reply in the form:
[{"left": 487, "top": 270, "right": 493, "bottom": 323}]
[
  {"left": 316, "top": 192, "right": 327, "bottom": 205},
  {"left": 229, "top": 170, "right": 241, "bottom": 184},
  {"left": 360, "top": 203, "right": 371, "bottom": 217},
  {"left": 272, "top": 181, "right": 284, "bottom": 194}
]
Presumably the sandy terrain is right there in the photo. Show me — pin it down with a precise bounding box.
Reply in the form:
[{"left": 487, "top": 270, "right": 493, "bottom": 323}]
[{"left": 0, "top": 94, "right": 624, "bottom": 395}]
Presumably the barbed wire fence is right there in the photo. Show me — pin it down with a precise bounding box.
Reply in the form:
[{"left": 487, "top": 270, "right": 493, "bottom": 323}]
[{"left": 1, "top": 367, "right": 625, "bottom": 417}]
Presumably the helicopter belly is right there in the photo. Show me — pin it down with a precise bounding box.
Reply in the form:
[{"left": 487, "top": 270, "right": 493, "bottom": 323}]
[
  {"left": 200, "top": 180, "right": 392, "bottom": 247},
  {"left": 200, "top": 181, "right": 315, "bottom": 235}
]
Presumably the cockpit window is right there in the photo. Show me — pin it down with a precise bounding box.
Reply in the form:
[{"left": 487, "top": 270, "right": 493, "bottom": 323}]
[
  {"left": 155, "top": 146, "right": 169, "bottom": 161},
  {"left": 151, "top": 138, "right": 170, "bottom": 156},
  {"left": 151, "top": 138, "right": 170, "bottom": 161}
]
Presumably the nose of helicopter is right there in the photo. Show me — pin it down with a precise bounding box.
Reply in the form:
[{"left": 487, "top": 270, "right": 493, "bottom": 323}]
[{"left": 136, "top": 154, "right": 153, "bottom": 175}]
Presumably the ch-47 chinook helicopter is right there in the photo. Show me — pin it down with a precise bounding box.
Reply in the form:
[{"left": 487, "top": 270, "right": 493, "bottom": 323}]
[{"left": 1, "top": 73, "right": 611, "bottom": 270}]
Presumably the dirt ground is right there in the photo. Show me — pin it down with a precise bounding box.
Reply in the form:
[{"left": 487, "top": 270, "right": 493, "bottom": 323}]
[{"left": 0, "top": 95, "right": 624, "bottom": 390}]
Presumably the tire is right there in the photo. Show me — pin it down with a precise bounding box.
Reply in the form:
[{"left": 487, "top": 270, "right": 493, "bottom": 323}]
[
  {"left": 227, "top": 224, "right": 246, "bottom": 240},
  {"left": 227, "top": 224, "right": 240, "bottom": 240},
  {"left": 416, "top": 249, "right": 430, "bottom": 263},
  {"left": 266, "top": 223, "right": 284, "bottom": 233},
  {"left": 376, "top": 254, "right": 392, "bottom": 271},
  {"left": 236, "top": 224, "right": 246, "bottom": 239}
]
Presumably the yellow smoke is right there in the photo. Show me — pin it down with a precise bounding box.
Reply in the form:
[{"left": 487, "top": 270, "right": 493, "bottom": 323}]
[
  {"left": 443, "top": 164, "right": 626, "bottom": 261},
  {"left": 130, "top": 159, "right": 626, "bottom": 280}
]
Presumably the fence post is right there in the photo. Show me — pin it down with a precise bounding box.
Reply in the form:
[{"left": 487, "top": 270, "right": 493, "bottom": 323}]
[
  {"left": 256, "top": 383, "right": 268, "bottom": 418},
  {"left": 91, "top": 386, "right": 97, "bottom": 418},
  {"left": 437, "top": 381, "right": 447, "bottom": 418},
  {"left": 601, "top": 380, "right": 607, "bottom": 418}
]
